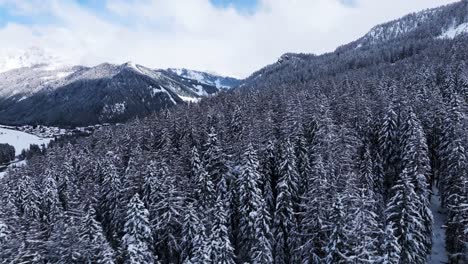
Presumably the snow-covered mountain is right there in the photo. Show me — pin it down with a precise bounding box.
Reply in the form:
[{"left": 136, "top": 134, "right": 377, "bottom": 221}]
[
  {"left": 167, "top": 68, "right": 240, "bottom": 89},
  {"left": 338, "top": 1, "right": 468, "bottom": 51},
  {"left": 0, "top": 47, "right": 67, "bottom": 74},
  {"left": 243, "top": 0, "right": 468, "bottom": 89},
  {"left": 0, "top": 58, "right": 236, "bottom": 126}
]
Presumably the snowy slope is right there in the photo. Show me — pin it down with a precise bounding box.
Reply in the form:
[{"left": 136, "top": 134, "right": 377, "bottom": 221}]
[
  {"left": 355, "top": 8, "right": 439, "bottom": 47},
  {"left": 437, "top": 21, "right": 468, "bottom": 39},
  {"left": 0, "top": 127, "right": 52, "bottom": 156},
  {"left": 0, "top": 64, "right": 80, "bottom": 100},
  {"left": 167, "top": 68, "right": 241, "bottom": 89}
]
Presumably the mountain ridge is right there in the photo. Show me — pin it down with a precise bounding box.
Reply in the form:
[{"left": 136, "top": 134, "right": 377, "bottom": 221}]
[{"left": 0, "top": 55, "right": 240, "bottom": 127}]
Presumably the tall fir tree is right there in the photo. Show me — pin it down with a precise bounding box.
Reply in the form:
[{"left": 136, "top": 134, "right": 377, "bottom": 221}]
[
  {"left": 273, "top": 139, "right": 299, "bottom": 264},
  {"left": 120, "top": 194, "right": 156, "bottom": 264},
  {"left": 237, "top": 143, "right": 264, "bottom": 262}
]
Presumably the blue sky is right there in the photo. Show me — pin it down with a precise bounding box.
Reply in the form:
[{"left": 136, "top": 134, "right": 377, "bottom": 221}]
[
  {"left": 0, "top": 0, "right": 259, "bottom": 26},
  {"left": 211, "top": 0, "right": 258, "bottom": 10},
  {"left": 0, "top": 0, "right": 460, "bottom": 77}
]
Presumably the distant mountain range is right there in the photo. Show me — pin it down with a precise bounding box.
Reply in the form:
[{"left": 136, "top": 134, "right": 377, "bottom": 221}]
[
  {"left": 1, "top": 0, "right": 468, "bottom": 128},
  {"left": 0, "top": 49, "right": 240, "bottom": 127}
]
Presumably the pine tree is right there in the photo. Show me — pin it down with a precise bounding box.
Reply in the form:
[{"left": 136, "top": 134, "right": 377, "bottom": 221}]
[{"left": 120, "top": 194, "right": 156, "bottom": 264}]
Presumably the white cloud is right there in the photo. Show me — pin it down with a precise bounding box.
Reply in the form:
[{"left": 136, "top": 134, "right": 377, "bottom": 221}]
[{"left": 0, "top": 0, "right": 460, "bottom": 77}]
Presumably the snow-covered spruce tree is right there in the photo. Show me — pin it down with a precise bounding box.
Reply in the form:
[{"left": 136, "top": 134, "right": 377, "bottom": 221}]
[
  {"left": 78, "top": 207, "right": 115, "bottom": 263},
  {"left": 46, "top": 212, "right": 82, "bottom": 263},
  {"left": 57, "top": 155, "right": 76, "bottom": 212},
  {"left": 40, "top": 169, "right": 61, "bottom": 226},
  {"left": 385, "top": 168, "right": 427, "bottom": 264},
  {"left": 349, "top": 187, "right": 382, "bottom": 263},
  {"left": 251, "top": 197, "right": 274, "bottom": 264},
  {"left": 399, "top": 109, "right": 432, "bottom": 256},
  {"left": 273, "top": 139, "right": 299, "bottom": 264},
  {"left": 299, "top": 154, "right": 330, "bottom": 262},
  {"left": 142, "top": 160, "right": 184, "bottom": 262},
  {"left": 15, "top": 174, "right": 41, "bottom": 219},
  {"left": 190, "top": 146, "right": 203, "bottom": 190},
  {"left": 324, "top": 194, "right": 350, "bottom": 264},
  {"left": 204, "top": 126, "right": 228, "bottom": 187},
  {"left": 181, "top": 202, "right": 210, "bottom": 263},
  {"left": 0, "top": 204, "right": 20, "bottom": 262},
  {"left": 122, "top": 145, "right": 145, "bottom": 201},
  {"left": 150, "top": 162, "right": 184, "bottom": 263},
  {"left": 209, "top": 192, "right": 236, "bottom": 264},
  {"left": 378, "top": 103, "right": 402, "bottom": 197},
  {"left": 237, "top": 143, "right": 264, "bottom": 262},
  {"left": 193, "top": 150, "right": 216, "bottom": 224},
  {"left": 99, "top": 155, "right": 124, "bottom": 248},
  {"left": 259, "top": 139, "right": 279, "bottom": 219},
  {"left": 140, "top": 160, "right": 156, "bottom": 206},
  {"left": 120, "top": 193, "right": 156, "bottom": 264},
  {"left": 379, "top": 223, "right": 401, "bottom": 264},
  {"left": 294, "top": 132, "right": 312, "bottom": 209},
  {"left": 191, "top": 146, "right": 215, "bottom": 210},
  {"left": 445, "top": 130, "right": 468, "bottom": 264},
  {"left": 439, "top": 91, "right": 465, "bottom": 205}
]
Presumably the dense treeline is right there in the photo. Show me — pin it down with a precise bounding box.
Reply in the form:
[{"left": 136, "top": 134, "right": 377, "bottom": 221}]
[
  {"left": 19, "top": 144, "right": 46, "bottom": 161},
  {"left": 0, "top": 143, "right": 15, "bottom": 164},
  {"left": 1, "top": 9, "right": 468, "bottom": 264}
]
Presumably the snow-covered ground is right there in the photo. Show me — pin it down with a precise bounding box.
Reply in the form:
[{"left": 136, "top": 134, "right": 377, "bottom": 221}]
[
  {"left": 0, "top": 127, "right": 52, "bottom": 179},
  {"left": 429, "top": 185, "right": 448, "bottom": 264},
  {"left": 437, "top": 22, "right": 468, "bottom": 39},
  {"left": 0, "top": 127, "right": 52, "bottom": 156}
]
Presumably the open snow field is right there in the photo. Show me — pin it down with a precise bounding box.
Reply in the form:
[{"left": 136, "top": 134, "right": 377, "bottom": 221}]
[
  {"left": 0, "top": 127, "right": 52, "bottom": 156},
  {"left": 0, "top": 127, "right": 53, "bottom": 179}
]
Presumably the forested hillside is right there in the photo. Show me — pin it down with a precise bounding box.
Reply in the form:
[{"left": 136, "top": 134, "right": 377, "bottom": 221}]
[{"left": 0, "top": 1, "right": 467, "bottom": 264}]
